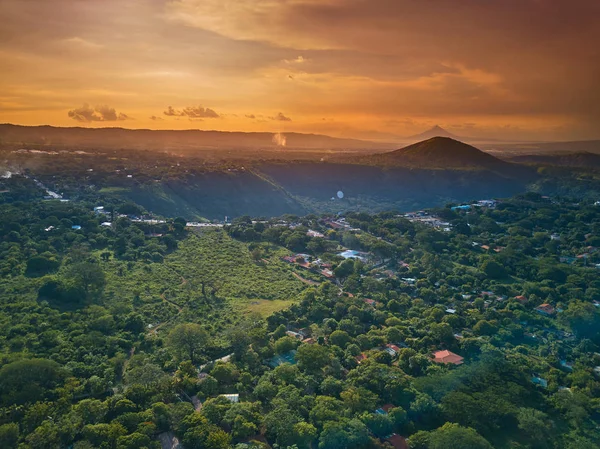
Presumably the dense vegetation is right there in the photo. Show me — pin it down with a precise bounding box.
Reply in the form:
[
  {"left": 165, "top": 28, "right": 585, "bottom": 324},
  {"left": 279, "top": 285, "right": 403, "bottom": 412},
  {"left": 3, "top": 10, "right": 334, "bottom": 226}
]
[
  {"left": 1, "top": 191, "right": 600, "bottom": 448},
  {"left": 4, "top": 138, "right": 600, "bottom": 220}
]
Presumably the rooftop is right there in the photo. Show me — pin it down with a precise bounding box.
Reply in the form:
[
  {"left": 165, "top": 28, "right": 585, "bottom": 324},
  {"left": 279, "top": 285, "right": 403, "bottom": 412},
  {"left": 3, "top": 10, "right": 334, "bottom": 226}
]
[{"left": 432, "top": 350, "right": 464, "bottom": 365}]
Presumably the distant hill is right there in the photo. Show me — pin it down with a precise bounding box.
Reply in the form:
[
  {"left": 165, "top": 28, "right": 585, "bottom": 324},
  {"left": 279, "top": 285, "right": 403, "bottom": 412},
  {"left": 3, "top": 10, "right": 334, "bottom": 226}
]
[
  {"left": 365, "top": 137, "right": 512, "bottom": 170},
  {"left": 0, "top": 124, "right": 394, "bottom": 151},
  {"left": 484, "top": 140, "right": 600, "bottom": 157},
  {"left": 405, "top": 125, "right": 462, "bottom": 141},
  {"left": 509, "top": 152, "right": 600, "bottom": 168}
]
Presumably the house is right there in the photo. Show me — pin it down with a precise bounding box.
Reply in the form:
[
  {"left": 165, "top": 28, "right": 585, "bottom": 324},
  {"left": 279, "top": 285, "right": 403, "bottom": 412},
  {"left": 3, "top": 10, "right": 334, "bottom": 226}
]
[
  {"left": 221, "top": 393, "right": 239, "bottom": 403},
  {"left": 480, "top": 245, "right": 490, "bottom": 251},
  {"left": 286, "top": 330, "right": 304, "bottom": 340},
  {"left": 384, "top": 434, "right": 408, "bottom": 449},
  {"left": 307, "top": 229, "right": 325, "bottom": 238},
  {"left": 375, "top": 404, "right": 396, "bottom": 415},
  {"left": 302, "top": 337, "right": 316, "bottom": 345},
  {"left": 451, "top": 205, "right": 471, "bottom": 211},
  {"left": 535, "top": 303, "right": 556, "bottom": 317},
  {"left": 363, "top": 298, "right": 376, "bottom": 307},
  {"left": 515, "top": 295, "right": 528, "bottom": 304},
  {"left": 384, "top": 344, "right": 401, "bottom": 357},
  {"left": 321, "top": 269, "right": 334, "bottom": 278},
  {"left": 560, "top": 360, "right": 574, "bottom": 371},
  {"left": 550, "top": 233, "right": 561, "bottom": 241},
  {"left": 432, "top": 350, "right": 464, "bottom": 365},
  {"left": 72, "top": 225, "right": 82, "bottom": 230},
  {"left": 531, "top": 376, "right": 548, "bottom": 388},
  {"left": 445, "top": 308, "right": 456, "bottom": 314}
]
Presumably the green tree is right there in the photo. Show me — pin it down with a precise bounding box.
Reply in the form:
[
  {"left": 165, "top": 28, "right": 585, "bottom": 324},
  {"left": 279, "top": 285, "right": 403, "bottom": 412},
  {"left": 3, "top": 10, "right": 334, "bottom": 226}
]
[
  {"left": 296, "top": 344, "right": 332, "bottom": 373},
  {"left": 274, "top": 336, "right": 299, "bottom": 354},
  {"left": 480, "top": 259, "right": 507, "bottom": 280},
  {"left": 560, "top": 300, "right": 600, "bottom": 341},
  {"left": 428, "top": 423, "right": 492, "bottom": 449},
  {"left": 167, "top": 323, "right": 209, "bottom": 364},
  {"left": 517, "top": 408, "right": 552, "bottom": 447},
  {"left": 0, "top": 423, "right": 19, "bottom": 449},
  {"left": 329, "top": 330, "right": 352, "bottom": 348},
  {"left": 65, "top": 262, "right": 106, "bottom": 297},
  {"left": 0, "top": 358, "right": 66, "bottom": 406},
  {"left": 318, "top": 418, "right": 369, "bottom": 449}
]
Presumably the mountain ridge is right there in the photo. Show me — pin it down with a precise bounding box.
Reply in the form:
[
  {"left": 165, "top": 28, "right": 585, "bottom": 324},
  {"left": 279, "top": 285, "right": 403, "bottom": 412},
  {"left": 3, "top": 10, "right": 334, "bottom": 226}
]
[
  {"left": 363, "top": 136, "right": 513, "bottom": 171},
  {"left": 0, "top": 123, "right": 395, "bottom": 151}
]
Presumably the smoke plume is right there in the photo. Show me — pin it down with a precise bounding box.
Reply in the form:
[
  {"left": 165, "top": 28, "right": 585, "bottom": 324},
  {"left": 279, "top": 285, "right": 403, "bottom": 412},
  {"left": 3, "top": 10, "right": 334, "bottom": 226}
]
[{"left": 272, "top": 132, "right": 287, "bottom": 147}]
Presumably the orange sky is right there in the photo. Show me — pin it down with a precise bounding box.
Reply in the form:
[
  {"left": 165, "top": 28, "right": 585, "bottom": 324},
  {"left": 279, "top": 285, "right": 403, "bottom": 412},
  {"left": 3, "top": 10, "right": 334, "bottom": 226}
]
[{"left": 1, "top": 0, "right": 599, "bottom": 141}]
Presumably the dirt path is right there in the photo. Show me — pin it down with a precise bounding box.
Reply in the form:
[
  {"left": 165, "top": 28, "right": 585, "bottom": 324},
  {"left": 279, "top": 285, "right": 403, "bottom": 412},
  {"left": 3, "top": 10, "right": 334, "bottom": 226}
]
[
  {"left": 161, "top": 292, "right": 183, "bottom": 313},
  {"left": 292, "top": 272, "right": 321, "bottom": 286},
  {"left": 147, "top": 265, "right": 189, "bottom": 335}
]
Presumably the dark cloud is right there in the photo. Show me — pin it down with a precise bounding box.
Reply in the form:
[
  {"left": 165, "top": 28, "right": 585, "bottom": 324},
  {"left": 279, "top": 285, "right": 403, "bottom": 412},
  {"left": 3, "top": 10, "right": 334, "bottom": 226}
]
[
  {"left": 149, "top": 115, "right": 163, "bottom": 121},
  {"left": 270, "top": 112, "right": 292, "bottom": 122},
  {"left": 68, "top": 103, "right": 130, "bottom": 122},
  {"left": 163, "top": 105, "right": 220, "bottom": 118},
  {"left": 245, "top": 114, "right": 256, "bottom": 119}
]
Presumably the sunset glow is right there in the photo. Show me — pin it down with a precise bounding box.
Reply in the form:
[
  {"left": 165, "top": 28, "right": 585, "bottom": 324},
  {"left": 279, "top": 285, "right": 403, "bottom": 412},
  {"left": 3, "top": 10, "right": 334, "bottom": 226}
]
[{"left": 1, "top": 0, "right": 599, "bottom": 141}]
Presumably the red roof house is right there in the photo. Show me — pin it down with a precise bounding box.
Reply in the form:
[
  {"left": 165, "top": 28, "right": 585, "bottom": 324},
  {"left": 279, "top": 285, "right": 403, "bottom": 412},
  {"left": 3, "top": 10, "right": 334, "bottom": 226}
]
[
  {"left": 384, "top": 434, "right": 408, "bottom": 449},
  {"left": 535, "top": 303, "right": 556, "bottom": 317},
  {"left": 432, "top": 350, "right": 464, "bottom": 365}
]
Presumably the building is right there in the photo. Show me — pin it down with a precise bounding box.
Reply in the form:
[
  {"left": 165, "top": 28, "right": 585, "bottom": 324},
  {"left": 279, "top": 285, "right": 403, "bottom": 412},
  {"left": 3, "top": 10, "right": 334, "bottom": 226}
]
[
  {"left": 432, "top": 350, "right": 464, "bottom": 365},
  {"left": 384, "top": 344, "right": 402, "bottom": 357},
  {"left": 384, "top": 434, "right": 408, "bottom": 449},
  {"left": 286, "top": 330, "right": 304, "bottom": 340},
  {"left": 535, "top": 303, "right": 556, "bottom": 317},
  {"left": 531, "top": 376, "right": 548, "bottom": 388},
  {"left": 515, "top": 295, "right": 528, "bottom": 303},
  {"left": 220, "top": 393, "right": 239, "bottom": 403}
]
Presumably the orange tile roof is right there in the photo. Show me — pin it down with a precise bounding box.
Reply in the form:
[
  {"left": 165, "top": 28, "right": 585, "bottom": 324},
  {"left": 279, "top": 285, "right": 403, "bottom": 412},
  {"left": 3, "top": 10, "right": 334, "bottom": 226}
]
[
  {"left": 385, "top": 434, "right": 408, "bottom": 449},
  {"left": 432, "top": 350, "right": 464, "bottom": 365}
]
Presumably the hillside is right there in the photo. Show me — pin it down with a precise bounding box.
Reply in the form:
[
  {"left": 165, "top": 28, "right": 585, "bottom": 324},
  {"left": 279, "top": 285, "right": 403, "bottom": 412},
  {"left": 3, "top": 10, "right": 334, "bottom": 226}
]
[
  {"left": 508, "top": 152, "right": 600, "bottom": 168},
  {"left": 366, "top": 137, "right": 512, "bottom": 170},
  {"left": 0, "top": 123, "right": 394, "bottom": 151}
]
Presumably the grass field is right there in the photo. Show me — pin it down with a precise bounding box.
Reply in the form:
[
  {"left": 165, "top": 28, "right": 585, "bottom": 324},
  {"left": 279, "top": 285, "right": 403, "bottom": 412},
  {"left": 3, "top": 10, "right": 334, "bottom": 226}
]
[
  {"left": 237, "top": 298, "right": 297, "bottom": 317},
  {"left": 101, "top": 229, "right": 307, "bottom": 334}
]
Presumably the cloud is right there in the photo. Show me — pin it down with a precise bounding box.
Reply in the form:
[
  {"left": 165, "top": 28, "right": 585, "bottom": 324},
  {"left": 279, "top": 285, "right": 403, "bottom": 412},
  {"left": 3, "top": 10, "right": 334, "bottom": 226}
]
[
  {"left": 283, "top": 56, "right": 307, "bottom": 64},
  {"left": 163, "top": 105, "right": 220, "bottom": 118},
  {"left": 63, "top": 36, "right": 104, "bottom": 49},
  {"left": 270, "top": 112, "right": 292, "bottom": 122},
  {"left": 150, "top": 115, "right": 164, "bottom": 121},
  {"left": 245, "top": 114, "right": 256, "bottom": 119},
  {"left": 68, "top": 103, "right": 130, "bottom": 122}
]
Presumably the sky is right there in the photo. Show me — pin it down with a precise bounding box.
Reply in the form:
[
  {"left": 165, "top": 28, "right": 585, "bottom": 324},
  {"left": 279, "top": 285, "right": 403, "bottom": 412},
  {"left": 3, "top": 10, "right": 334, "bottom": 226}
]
[{"left": 1, "top": 0, "right": 599, "bottom": 142}]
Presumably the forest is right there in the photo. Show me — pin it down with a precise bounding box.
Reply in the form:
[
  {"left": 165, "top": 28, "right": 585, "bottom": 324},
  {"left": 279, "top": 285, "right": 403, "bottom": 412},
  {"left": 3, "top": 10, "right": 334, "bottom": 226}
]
[{"left": 0, "top": 191, "right": 600, "bottom": 449}]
